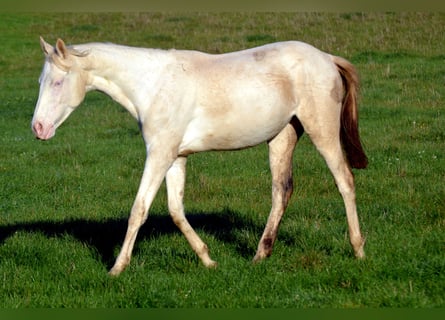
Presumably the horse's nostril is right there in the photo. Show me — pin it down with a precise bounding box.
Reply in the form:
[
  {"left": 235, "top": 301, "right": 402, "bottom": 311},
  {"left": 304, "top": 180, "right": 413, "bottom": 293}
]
[{"left": 32, "top": 121, "right": 43, "bottom": 137}]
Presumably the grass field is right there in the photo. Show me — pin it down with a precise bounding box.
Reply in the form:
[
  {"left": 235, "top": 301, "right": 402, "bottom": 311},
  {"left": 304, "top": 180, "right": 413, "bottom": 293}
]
[{"left": 0, "top": 13, "right": 443, "bottom": 307}]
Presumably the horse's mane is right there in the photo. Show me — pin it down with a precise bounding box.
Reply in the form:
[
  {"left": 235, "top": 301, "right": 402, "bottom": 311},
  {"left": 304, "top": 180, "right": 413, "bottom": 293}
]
[{"left": 67, "top": 46, "right": 90, "bottom": 57}]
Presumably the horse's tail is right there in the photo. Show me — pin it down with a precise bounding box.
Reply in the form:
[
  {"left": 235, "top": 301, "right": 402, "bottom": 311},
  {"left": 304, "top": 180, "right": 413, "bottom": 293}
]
[{"left": 332, "top": 56, "right": 368, "bottom": 169}]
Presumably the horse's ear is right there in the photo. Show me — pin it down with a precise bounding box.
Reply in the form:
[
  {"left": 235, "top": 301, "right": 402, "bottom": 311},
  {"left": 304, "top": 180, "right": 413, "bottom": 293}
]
[
  {"left": 40, "top": 36, "right": 54, "bottom": 56},
  {"left": 55, "top": 38, "right": 68, "bottom": 59}
]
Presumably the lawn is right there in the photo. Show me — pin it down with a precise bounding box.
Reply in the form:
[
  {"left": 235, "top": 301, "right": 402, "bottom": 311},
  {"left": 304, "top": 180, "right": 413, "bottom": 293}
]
[{"left": 0, "top": 12, "right": 443, "bottom": 307}]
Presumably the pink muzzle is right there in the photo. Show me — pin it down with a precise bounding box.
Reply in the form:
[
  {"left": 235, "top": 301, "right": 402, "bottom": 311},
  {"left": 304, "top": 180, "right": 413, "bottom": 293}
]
[{"left": 32, "top": 120, "right": 55, "bottom": 140}]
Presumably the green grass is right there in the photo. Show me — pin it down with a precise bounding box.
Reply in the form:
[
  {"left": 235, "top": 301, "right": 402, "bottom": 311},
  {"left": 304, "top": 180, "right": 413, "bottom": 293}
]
[{"left": 0, "top": 13, "right": 444, "bottom": 308}]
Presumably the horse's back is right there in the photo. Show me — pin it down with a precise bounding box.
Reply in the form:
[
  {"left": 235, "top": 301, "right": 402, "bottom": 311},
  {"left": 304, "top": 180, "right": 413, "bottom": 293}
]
[{"left": 179, "top": 41, "right": 339, "bottom": 104}]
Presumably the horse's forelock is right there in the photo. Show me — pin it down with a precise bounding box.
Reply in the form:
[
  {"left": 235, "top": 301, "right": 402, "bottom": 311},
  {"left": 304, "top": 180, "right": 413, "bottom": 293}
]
[{"left": 48, "top": 47, "right": 90, "bottom": 72}]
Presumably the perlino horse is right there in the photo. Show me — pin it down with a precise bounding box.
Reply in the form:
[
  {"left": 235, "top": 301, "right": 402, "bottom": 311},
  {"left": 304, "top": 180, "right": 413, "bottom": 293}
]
[{"left": 32, "top": 38, "right": 367, "bottom": 275}]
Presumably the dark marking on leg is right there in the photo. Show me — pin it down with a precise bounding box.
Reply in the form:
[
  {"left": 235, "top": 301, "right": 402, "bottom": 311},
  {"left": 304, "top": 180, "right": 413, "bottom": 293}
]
[
  {"left": 262, "top": 238, "right": 274, "bottom": 256},
  {"left": 283, "top": 175, "right": 293, "bottom": 207}
]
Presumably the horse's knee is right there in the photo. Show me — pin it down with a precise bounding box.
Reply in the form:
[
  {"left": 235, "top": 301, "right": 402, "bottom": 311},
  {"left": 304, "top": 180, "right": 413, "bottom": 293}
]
[
  {"left": 170, "top": 213, "right": 185, "bottom": 227},
  {"left": 128, "top": 209, "right": 147, "bottom": 229}
]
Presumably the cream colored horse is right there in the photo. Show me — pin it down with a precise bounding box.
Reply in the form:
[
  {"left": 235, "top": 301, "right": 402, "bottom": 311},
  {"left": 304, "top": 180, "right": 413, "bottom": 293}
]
[{"left": 32, "top": 37, "right": 368, "bottom": 276}]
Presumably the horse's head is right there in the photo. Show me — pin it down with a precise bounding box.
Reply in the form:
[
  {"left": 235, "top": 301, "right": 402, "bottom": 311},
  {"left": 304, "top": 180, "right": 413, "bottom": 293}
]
[{"left": 32, "top": 37, "right": 89, "bottom": 140}]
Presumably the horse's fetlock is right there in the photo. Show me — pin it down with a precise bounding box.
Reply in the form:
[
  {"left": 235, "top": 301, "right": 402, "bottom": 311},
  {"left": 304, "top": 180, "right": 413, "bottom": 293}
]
[{"left": 350, "top": 235, "right": 365, "bottom": 259}]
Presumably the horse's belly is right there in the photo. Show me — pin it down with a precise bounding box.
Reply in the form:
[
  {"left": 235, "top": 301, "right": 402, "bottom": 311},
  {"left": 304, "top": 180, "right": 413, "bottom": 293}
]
[{"left": 178, "top": 107, "right": 292, "bottom": 155}]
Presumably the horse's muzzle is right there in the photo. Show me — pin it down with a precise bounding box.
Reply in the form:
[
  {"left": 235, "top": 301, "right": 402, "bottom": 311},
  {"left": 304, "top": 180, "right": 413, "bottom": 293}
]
[{"left": 32, "top": 120, "right": 55, "bottom": 140}]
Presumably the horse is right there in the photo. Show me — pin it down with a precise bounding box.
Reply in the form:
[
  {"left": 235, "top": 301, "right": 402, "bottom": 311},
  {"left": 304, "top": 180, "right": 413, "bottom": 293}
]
[{"left": 32, "top": 37, "right": 368, "bottom": 276}]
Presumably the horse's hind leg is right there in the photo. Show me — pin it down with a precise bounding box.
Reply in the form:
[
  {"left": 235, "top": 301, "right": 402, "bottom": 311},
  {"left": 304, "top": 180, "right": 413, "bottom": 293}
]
[
  {"left": 253, "top": 121, "right": 299, "bottom": 262},
  {"left": 304, "top": 117, "right": 365, "bottom": 259}
]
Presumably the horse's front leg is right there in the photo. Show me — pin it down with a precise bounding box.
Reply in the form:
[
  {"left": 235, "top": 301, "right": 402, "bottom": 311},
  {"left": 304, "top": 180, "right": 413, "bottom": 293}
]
[
  {"left": 109, "top": 146, "right": 176, "bottom": 276},
  {"left": 166, "top": 156, "right": 217, "bottom": 267}
]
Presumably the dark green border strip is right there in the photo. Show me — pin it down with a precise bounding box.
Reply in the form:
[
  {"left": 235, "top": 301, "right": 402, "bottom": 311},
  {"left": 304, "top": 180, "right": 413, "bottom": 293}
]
[{"left": 2, "top": 0, "right": 445, "bottom": 11}]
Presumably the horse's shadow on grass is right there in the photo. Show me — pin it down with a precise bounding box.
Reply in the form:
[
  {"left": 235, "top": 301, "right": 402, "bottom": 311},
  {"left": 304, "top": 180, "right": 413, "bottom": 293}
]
[{"left": 0, "top": 209, "right": 273, "bottom": 269}]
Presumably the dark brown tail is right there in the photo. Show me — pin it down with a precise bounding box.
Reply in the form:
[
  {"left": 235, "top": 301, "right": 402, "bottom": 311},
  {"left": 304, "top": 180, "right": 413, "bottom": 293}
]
[{"left": 333, "top": 56, "right": 368, "bottom": 169}]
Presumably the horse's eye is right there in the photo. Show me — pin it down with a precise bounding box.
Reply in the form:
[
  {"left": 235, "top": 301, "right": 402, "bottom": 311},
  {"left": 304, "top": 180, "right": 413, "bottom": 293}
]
[{"left": 54, "top": 80, "right": 63, "bottom": 87}]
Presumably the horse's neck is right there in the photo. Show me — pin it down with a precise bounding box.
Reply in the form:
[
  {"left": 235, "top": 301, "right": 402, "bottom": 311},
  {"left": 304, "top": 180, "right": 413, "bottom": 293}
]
[{"left": 81, "top": 44, "right": 170, "bottom": 119}]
